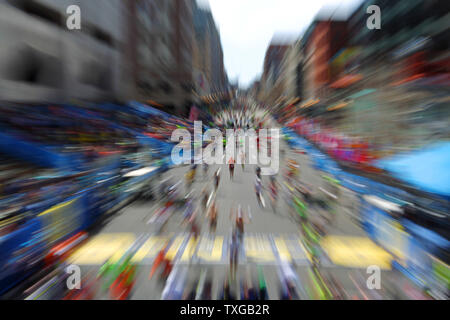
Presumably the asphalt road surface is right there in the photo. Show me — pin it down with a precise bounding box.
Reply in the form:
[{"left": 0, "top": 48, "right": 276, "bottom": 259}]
[{"left": 69, "top": 121, "right": 408, "bottom": 300}]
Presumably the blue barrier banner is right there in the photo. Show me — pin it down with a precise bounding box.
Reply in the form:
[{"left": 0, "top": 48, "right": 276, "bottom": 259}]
[
  {"left": 137, "top": 135, "right": 173, "bottom": 155},
  {"left": 83, "top": 186, "right": 108, "bottom": 228},
  {"left": 360, "top": 196, "right": 411, "bottom": 263},
  {"left": 403, "top": 219, "right": 450, "bottom": 250},
  {"left": 0, "top": 220, "right": 43, "bottom": 263},
  {"left": 284, "top": 127, "right": 449, "bottom": 294},
  {"left": 0, "top": 129, "right": 83, "bottom": 170},
  {"left": 405, "top": 237, "right": 433, "bottom": 288},
  {"left": 0, "top": 219, "right": 47, "bottom": 295},
  {"left": 360, "top": 197, "right": 377, "bottom": 239}
]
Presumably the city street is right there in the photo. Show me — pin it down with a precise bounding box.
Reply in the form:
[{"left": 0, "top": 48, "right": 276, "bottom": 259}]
[
  {"left": 69, "top": 119, "right": 402, "bottom": 300},
  {"left": 0, "top": 0, "right": 448, "bottom": 304}
]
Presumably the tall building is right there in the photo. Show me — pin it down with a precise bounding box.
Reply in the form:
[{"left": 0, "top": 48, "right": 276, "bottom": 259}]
[
  {"left": 0, "top": 0, "right": 228, "bottom": 116},
  {"left": 280, "top": 40, "right": 304, "bottom": 102},
  {"left": 126, "top": 0, "right": 197, "bottom": 116},
  {"left": 193, "top": 4, "right": 228, "bottom": 97},
  {"left": 262, "top": 44, "right": 290, "bottom": 88},
  {"left": 0, "top": 0, "right": 127, "bottom": 103},
  {"left": 291, "top": 0, "right": 449, "bottom": 148},
  {"left": 209, "top": 25, "right": 227, "bottom": 93},
  {"left": 259, "top": 42, "right": 290, "bottom": 104},
  {"left": 301, "top": 18, "right": 348, "bottom": 103},
  {"left": 193, "top": 6, "right": 213, "bottom": 97},
  {"left": 340, "top": 0, "right": 450, "bottom": 145}
]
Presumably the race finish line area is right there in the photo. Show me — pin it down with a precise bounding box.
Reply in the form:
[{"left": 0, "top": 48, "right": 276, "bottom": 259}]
[
  {"left": 68, "top": 232, "right": 393, "bottom": 269},
  {"left": 1, "top": 0, "right": 448, "bottom": 309}
]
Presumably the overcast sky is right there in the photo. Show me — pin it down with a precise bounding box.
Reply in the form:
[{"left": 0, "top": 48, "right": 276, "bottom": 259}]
[{"left": 197, "top": 0, "right": 363, "bottom": 88}]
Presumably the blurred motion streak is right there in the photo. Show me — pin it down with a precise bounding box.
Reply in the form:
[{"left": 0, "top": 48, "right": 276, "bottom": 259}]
[{"left": 0, "top": 0, "right": 449, "bottom": 300}]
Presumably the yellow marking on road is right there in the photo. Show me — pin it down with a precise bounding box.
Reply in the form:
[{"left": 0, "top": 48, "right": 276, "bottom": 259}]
[
  {"left": 132, "top": 236, "right": 167, "bottom": 263},
  {"left": 321, "top": 235, "right": 392, "bottom": 269},
  {"left": 197, "top": 236, "right": 224, "bottom": 262},
  {"left": 68, "top": 233, "right": 135, "bottom": 265},
  {"left": 67, "top": 232, "right": 319, "bottom": 266},
  {"left": 274, "top": 237, "right": 292, "bottom": 262},
  {"left": 181, "top": 236, "right": 201, "bottom": 261},
  {"left": 165, "top": 235, "right": 186, "bottom": 260},
  {"left": 245, "top": 236, "right": 275, "bottom": 262}
]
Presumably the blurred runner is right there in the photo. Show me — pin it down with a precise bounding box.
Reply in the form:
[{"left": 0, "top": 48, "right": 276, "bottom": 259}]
[
  {"left": 149, "top": 241, "right": 172, "bottom": 281},
  {"left": 201, "top": 186, "right": 209, "bottom": 210},
  {"left": 278, "top": 260, "right": 301, "bottom": 300},
  {"left": 147, "top": 202, "right": 173, "bottom": 234},
  {"left": 214, "top": 168, "right": 221, "bottom": 191},
  {"left": 241, "top": 267, "right": 258, "bottom": 300},
  {"left": 98, "top": 247, "right": 140, "bottom": 300},
  {"left": 187, "top": 207, "right": 200, "bottom": 238},
  {"left": 182, "top": 196, "right": 195, "bottom": 224},
  {"left": 199, "top": 274, "right": 213, "bottom": 300},
  {"left": 256, "top": 166, "right": 261, "bottom": 179},
  {"left": 240, "top": 151, "right": 245, "bottom": 171},
  {"left": 228, "top": 157, "right": 235, "bottom": 180},
  {"left": 255, "top": 177, "right": 264, "bottom": 207},
  {"left": 293, "top": 195, "right": 307, "bottom": 223},
  {"left": 194, "top": 269, "right": 208, "bottom": 300},
  {"left": 269, "top": 176, "right": 279, "bottom": 211},
  {"left": 285, "top": 159, "right": 299, "bottom": 184},
  {"left": 161, "top": 264, "right": 187, "bottom": 300},
  {"left": 203, "top": 162, "right": 209, "bottom": 178},
  {"left": 109, "top": 260, "right": 138, "bottom": 300},
  {"left": 229, "top": 205, "right": 250, "bottom": 240},
  {"left": 255, "top": 266, "right": 268, "bottom": 300},
  {"left": 207, "top": 200, "right": 218, "bottom": 233},
  {"left": 220, "top": 276, "right": 236, "bottom": 300},
  {"left": 308, "top": 267, "right": 334, "bottom": 300},
  {"left": 228, "top": 205, "right": 249, "bottom": 278},
  {"left": 229, "top": 226, "right": 241, "bottom": 280}
]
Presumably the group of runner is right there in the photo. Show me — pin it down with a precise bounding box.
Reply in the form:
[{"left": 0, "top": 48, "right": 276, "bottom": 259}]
[{"left": 154, "top": 107, "right": 343, "bottom": 299}]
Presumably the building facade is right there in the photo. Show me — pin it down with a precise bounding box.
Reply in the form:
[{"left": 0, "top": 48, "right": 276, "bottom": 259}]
[
  {"left": 0, "top": 0, "right": 127, "bottom": 104},
  {"left": 280, "top": 40, "right": 304, "bottom": 102},
  {"left": 0, "top": 0, "right": 228, "bottom": 117},
  {"left": 276, "top": 0, "right": 450, "bottom": 150},
  {"left": 259, "top": 43, "right": 290, "bottom": 104},
  {"left": 301, "top": 19, "right": 348, "bottom": 103},
  {"left": 193, "top": 5, "right": 228, "bottom": 98},
  {"left": 126, "top": 0, "right": 198, "bottom": 116}
]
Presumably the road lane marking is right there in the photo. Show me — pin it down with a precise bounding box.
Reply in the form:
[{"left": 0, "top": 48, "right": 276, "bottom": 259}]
[
  {"left": 165, "top": 235, "right": 187, "bottom": 261},
  {"left": 321, "top": 235, "right": 392, "bottom": 269},
  {"left": 69, "top": 233, "right": 135, "bottom": 265},
  {"left": 67, "top": 232, "right": 393, "bottom": 270},
  {"left": 181, "top": 236, "right": 198, "bottom": 261},
  {"left": 273, "top": 236, "right": 292, "bottom": 262},
  {"left": 244, "top": 235, "right": 275, "bottom": 262},
  {"left": 197, "top": 236, "right": 224, "bottom": 262},
  {"left": 132, "top": 235, "right": 167, "bottom": 263}
]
